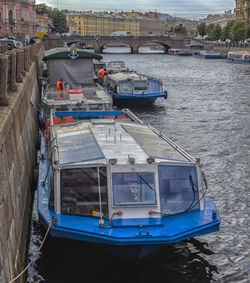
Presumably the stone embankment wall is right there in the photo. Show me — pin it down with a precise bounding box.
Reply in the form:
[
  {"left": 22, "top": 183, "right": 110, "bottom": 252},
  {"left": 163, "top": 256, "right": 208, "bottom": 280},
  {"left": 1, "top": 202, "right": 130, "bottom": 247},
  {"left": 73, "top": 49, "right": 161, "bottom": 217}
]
[
  {"left": 190, "top": 39, "right": 250, "bottom": 53},
  {"left": 0, "top": 42, "right": 43, "bottom": 282}
]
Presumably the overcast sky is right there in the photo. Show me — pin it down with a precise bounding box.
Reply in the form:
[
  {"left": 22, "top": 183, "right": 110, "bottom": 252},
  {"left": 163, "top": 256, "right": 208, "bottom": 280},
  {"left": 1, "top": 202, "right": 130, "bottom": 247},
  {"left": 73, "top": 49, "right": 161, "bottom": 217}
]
[{"left": 37, "top": 0, "right": 235, "bottom": 19}]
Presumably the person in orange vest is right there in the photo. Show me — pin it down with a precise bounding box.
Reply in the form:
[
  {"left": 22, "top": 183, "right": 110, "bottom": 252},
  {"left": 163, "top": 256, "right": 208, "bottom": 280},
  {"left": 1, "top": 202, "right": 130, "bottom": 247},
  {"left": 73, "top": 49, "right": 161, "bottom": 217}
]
[
  {"left": 57, "top": 78, "right": 65, "bottom": 99},
  {"left": 98, "top": 69, "right": 106, "bottom": 80},
  {"left": 57, "top": 78, "right": 65, "bottom": 91},
  {"left": 98, "top": 69, "right": 107, "bottom": 85}
]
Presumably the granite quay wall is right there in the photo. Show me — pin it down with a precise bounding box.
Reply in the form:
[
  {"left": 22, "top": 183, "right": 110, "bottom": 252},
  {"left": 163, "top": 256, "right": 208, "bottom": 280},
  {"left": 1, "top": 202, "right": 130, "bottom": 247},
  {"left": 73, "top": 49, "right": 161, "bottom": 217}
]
[
  {"left": 0, "top": 45, "right": 8, "bottom": 54},
  {"left": 191, "top": 39, "right": 250, "bottom": 53},
  {"left": 0, "top": 42, "right": 43, "bottom": 283}
]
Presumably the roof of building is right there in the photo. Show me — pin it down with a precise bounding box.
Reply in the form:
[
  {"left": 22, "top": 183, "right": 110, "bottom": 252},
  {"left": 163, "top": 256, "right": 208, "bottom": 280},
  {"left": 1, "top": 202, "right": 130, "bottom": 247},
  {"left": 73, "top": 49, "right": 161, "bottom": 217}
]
[{"left": 43, "top": 47, "right": 102, "bottom": 60}]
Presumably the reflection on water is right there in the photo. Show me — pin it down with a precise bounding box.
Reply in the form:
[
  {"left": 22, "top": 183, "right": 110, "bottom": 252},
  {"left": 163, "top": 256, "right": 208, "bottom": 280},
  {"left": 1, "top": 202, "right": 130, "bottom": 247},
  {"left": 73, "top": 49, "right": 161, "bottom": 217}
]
[
  {"left": 28, "top": 54, "right": 250, "bottom": 282},
  {"left": 102, "top": 46, "right": 164, "bottom": 54}
]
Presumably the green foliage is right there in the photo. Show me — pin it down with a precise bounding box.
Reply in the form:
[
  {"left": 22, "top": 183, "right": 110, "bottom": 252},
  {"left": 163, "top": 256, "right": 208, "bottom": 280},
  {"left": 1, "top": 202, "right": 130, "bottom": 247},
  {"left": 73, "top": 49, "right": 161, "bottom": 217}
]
[
  {"left": 221, "top": 20, "right": 236, "bottom": 40},
  {"left": 197, "top": 22, "right": 206, "bottom": 37},
  {"left": 245, "top": 24, "right": 250, "bottom": 39},
  {"left": 206, "top": 24, "right": 214, "bottom": 38},
  {"left": 51, "top": 9, "right": 68, "bottom": 33},
  {"left": 35, "top": 3, "right": 68, "bottom": 33},
  {"left": 36, "top": 3, "right": 52, "bottom": 16},
  {"left": 211, "top": 24, "right": 222, "bottom": 41},
  {"left": 230, "top": 20, "right": 247, "bottom": 42},
  {"left": 174, "top": 24, "right": 187, "bottom": 35}
]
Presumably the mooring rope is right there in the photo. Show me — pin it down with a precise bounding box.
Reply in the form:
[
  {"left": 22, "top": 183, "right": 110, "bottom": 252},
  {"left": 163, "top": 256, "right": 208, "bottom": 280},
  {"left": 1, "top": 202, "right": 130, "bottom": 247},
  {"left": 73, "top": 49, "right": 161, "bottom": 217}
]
[{"left": 8, "top": 218, "right": 56, "bottom": 283}]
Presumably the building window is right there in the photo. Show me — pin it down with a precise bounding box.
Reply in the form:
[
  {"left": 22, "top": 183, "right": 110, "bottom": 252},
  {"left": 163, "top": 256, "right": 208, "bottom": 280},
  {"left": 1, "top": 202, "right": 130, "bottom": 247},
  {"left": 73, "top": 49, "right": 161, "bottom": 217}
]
[
  {"left": 9, "top": 10, "right": 13, "bottom": 24},
  {"left": 10, "top": 26, "right": 13, "bottom": 33}
]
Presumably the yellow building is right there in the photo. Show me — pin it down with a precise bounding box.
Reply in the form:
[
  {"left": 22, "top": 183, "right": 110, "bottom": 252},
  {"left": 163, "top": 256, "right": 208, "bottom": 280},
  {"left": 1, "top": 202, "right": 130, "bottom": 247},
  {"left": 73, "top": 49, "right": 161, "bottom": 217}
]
[
  {"left": 66, "top": 13, "right": 140, "bottom": 36},
  {"left": 235, "top": 0, "right": 250, "bottom": 22},
  {"left": 66, "top": 20, "right": 77, "bottom": 34}
]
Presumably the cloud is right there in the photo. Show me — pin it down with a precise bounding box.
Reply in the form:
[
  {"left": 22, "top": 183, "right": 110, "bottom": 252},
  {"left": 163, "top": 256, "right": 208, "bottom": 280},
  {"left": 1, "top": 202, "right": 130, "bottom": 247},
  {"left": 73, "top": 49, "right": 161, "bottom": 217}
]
[{"left": 38, "top": 0, "right": 235, "bottom": 18}]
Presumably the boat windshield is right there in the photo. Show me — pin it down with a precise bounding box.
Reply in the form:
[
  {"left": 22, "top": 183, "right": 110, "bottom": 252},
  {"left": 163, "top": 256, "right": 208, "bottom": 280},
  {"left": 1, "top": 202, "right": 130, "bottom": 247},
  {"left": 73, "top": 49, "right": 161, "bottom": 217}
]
[
  {"left": 109, "top": 62, "right": 125, "bottom": 68},
  {"left": 158, "top": 165, "right": 200, "bottom": 214},
  {"left": 61, "top": 167, "right": 108, "bottom": 217},
  {"left": 119, "top": 81, "right": 132, "bottom": 94},
  {"left": 112, "top": 172, "right": 156, "bottom": 206}
]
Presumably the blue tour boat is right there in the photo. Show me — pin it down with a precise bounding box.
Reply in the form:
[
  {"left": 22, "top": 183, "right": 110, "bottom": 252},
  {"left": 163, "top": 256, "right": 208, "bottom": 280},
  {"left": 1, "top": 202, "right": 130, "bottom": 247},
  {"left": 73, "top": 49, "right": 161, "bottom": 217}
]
[
  {"left": 227, "top": 51, "right": 250, "bottom": 64},
  {"left": 192, "top": 50, "right": 221, "bottom": 59},
  {"left": 105, "top": 72, "right": 167, "bottom": 105},
  {"left": 37, "top": 110, "right": 220, "bottom": 259},
  {"left": 168, "top": 49, "right": 192, "bottom": 56}
]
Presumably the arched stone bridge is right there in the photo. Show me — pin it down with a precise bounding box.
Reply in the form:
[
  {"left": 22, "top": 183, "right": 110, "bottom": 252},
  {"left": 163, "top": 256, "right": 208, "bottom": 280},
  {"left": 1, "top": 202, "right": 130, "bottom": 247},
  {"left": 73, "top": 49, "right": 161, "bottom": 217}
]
[{"left": 43, "top": 35, "right": 191, "bottom": 54}]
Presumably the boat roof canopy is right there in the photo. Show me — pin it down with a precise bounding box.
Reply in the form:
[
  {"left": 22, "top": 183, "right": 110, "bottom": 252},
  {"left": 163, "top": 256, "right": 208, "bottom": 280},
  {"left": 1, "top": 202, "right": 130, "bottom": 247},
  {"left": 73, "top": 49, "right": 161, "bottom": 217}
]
[
  {"left": 43, "top": 47, "right": 102, "bottom": 60},
  {"left": 53, "top": 120, "right": 194, "bottom": 166}
]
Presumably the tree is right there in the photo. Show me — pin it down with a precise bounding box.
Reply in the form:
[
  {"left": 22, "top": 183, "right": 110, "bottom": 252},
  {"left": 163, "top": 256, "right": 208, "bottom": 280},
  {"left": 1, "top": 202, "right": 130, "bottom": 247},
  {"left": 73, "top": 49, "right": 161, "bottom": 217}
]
[
  {"left": 206, "top": 23, "right": 215, "bottom": 38},
  {"left": 221, "top": 20, "right": 236, "bottom": 40},
  {"left": 197, "top": 22, "right": 206, "bottom": 37},
  {"left": 174, "top": 24, "right": 187, "bottom": 35},
  {"left": 245, "top": 23, "right": 250, "bottom": 39},
  {"left": 36, "top": 3, "right": 52, "bottom": 16},
  {"left": 230, "top": 20, "right": 247, "bottom": 42},
  {"left": 51, "top": 9, "right": 68, "bottom": 34},
  {"left": 211, "top": 24, "right": 222, "bottom": 41}
]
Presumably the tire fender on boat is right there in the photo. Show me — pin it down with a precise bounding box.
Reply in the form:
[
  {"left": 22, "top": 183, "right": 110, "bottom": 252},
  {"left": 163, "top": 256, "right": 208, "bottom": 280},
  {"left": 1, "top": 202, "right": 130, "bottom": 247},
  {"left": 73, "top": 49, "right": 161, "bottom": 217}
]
[{"left": 164, "top": 90, "right": 168, "bottom": 99}]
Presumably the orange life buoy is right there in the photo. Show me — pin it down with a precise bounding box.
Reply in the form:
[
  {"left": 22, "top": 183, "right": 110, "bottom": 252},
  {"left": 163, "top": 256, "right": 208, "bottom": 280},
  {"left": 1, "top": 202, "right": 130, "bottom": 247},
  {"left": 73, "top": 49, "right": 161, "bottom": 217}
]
[{"left": 57, "top": 81, "right": 65, "bottom": 91}]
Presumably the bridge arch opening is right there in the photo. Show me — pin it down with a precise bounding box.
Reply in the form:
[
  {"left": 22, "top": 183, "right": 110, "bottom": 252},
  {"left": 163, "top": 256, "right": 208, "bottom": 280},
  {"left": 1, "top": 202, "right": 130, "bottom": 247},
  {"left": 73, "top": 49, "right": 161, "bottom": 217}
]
[
  {"left": 138, "top": 43, "right": 165, "bottom": 54},
  {"left": 101, "top": 43, "right": 131, "bottom": 54}
]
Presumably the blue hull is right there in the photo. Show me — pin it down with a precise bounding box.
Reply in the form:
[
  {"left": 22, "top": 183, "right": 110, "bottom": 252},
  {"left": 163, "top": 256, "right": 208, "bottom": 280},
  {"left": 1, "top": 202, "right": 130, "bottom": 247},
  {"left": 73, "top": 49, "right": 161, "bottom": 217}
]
[
  {"left": 112, "top": 92, "right": 167, "bottom": 105},
  {"left": 227, "top": 58, "right": 250, "bottom": 64},
  {"left": 192, "top": 54, "right": 221, "bottom": 59}
]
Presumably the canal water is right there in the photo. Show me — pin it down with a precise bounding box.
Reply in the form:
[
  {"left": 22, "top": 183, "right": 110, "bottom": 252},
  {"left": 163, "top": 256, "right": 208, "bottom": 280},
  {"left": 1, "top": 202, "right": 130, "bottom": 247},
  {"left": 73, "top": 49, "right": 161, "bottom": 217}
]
[{"left": 28, "top": 53, "right": 250, "bottom": 282}]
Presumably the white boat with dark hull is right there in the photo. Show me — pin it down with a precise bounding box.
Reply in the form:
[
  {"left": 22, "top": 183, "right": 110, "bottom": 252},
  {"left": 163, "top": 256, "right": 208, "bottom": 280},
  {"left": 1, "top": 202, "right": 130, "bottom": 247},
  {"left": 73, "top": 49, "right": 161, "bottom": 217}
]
[
  {"left": 227, "top": 51, "right": 250, "bottom": 64},
  {"left": 37, "top": 109, "right": 220, "bottom": 260},
  {"left": 40, "top": 48, "right": 112, "bottom": 126},
  {"left": 105, "top": 72, "right": 167, "bottom": 105},
  {"left": 107, "top": 61, "right": 129, "bottom": 73}
]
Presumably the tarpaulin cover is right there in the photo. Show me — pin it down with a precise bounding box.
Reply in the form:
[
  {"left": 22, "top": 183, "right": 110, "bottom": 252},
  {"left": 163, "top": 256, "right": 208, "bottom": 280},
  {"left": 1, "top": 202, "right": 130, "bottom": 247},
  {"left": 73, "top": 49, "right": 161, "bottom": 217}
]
[{"left": 48, "top": 59, "right": 93, "bottom": 85}]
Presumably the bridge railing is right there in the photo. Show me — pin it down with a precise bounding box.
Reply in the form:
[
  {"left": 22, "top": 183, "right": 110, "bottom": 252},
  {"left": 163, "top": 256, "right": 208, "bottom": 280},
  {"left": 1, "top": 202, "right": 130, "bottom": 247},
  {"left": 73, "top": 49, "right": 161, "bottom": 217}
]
[{"left": 0, "top": 41, "right": 43, "bottom": 106}]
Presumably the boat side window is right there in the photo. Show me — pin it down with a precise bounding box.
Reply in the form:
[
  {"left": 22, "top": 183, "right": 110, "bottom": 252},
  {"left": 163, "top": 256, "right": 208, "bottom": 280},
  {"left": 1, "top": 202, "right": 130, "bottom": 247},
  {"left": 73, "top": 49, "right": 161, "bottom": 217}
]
[
  {"left": 61, "top": 167, "right": 108, "bottom": 217},
  {"left": 148, "top": 80, "right": 161, "bottom": 93},
  {"left": 119, "top": 81, "right": 132, "bottom": 94},
  {"left": 112, "top": 172, "right": 156, "bottom": 206},
  {"left": 158, "top": 165, "right": 200, "bottom": 215},
  {"left": 134, "top": 80, "right": 147, "bottom": 91}
]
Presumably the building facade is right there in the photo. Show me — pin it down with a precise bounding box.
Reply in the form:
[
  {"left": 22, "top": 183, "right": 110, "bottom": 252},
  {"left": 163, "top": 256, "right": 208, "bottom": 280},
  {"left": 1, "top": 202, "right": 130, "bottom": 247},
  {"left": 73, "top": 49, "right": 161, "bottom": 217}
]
[
  {"left": 235, "top": 0, "right": 250, "bottom": 22},
  {"left": 66, "top": 13, "right": 140, "bottom": 36},
  {"left": 66, "top": 19, "right": 76, "bottom": 34},
  {"left": 0, "top": 0, "right": 36, "bottom": 37},
  {"left": 202, "top": 10, "right": 236, "bottom": 28},
  {"left": 36, "top": 13, "right": 53, "bottom": 32}
]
